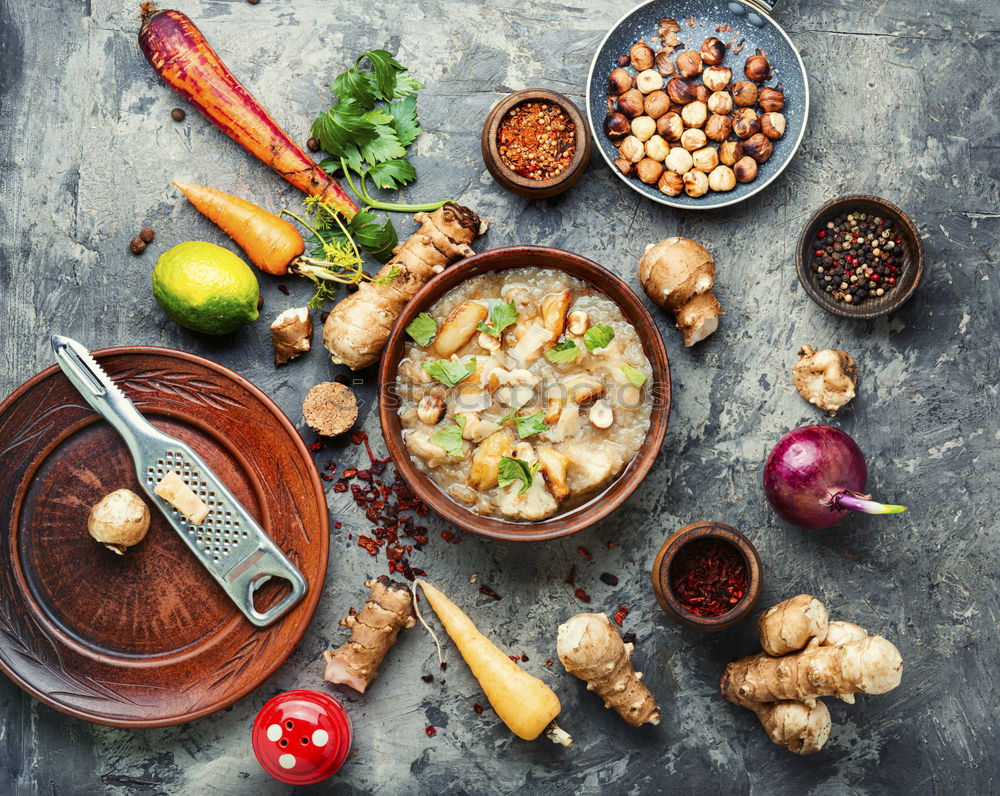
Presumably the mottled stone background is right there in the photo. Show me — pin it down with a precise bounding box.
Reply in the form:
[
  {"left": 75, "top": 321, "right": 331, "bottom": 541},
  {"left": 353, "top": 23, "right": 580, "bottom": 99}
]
[{"left": 1, "top": 0, "right": 997, "bottom": 793}]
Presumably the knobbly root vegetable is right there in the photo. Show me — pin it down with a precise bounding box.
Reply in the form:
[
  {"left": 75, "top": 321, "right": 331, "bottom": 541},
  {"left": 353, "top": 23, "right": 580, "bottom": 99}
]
[
  {"left": 270, "top": 307, "right": 313, "bottom": 365},
  {"left": 793, "top": 345, "right": 858, "bottom": 414},
  {"left": 139, "top": 6, "right": 357, "bottom": 216},
  {"left": 173, "top": 182, "right": 304, "bottom": 275},
  {"left": 638, "top": 237, "right": 723, "bottom": 346},
  {"left": 557, "top": 613, "right": 660, "bottom": 727},
  {"left": 323, "top": 203, "right": 487, "bottom": 370},
  {"left": 88, "top": 489, "right": 151, "bottom": 555},
  {"left": 322, "top": 576, "right": 416, "bottom": 693},
  {"left": 721, "top": 594, "right": 903, "bottom": 754},
  {"left": 414, "top": 579, "right": 571, "bottom": 745}
]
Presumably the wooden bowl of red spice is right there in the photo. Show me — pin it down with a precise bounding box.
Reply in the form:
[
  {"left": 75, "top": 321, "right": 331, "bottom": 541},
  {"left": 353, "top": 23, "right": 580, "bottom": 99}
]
[
  {"left": 651, "top": 522, "right": 762, "bottom": 632},
  {"left": 481, "top": 89, "right": 592, "bottom": 199}
]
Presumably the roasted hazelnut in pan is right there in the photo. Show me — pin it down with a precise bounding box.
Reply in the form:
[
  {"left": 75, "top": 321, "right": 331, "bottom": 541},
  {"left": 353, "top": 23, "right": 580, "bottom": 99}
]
[
  {"left": 680, "top": 100, "right": 708, "bottom": 129},
  {"left": 744, "top": 54, "right": 771, "bottom": 82},
  {"left": 700, "top": 37, "right": 726, "bottom": 66},
  {"left": 758, "top": 87, "right": 785, "bottom": 113},
  {"left": 604, "top": 112, "right": 630, "bottom": 142},
  {"left": 680, "top": 127, "right": 707, "bottom": 152},
  {"left": 708, "top": 164, "right": 737, "bottom": 192},
  {"left": 733, "top": 108, "right": 760, "bottom": 139},
  {"left": 676, "top": 50, "right": 702, "bottom": 78},
  {"left": 631, "top": 115, "right": 656, "bottom": 142},
  {"left": 654, "top": 50, "right": 675, "bottom": 76},
  {"left": 613, "top": 157, "right": 633, "bottom": 176},
  {"left": 645, "top": 134, "right": 670, "bottom": 162},
  {"left": 608, "top": 68, "right": 632, "bottom": 95},
  {"left": 704, "top": 114, "right": 733, "bottom": 142},
  {"left": 692, "top": 146, "right": 718, "bottom": 173},
  {"left": 644, "top": 91, "right": 671, "bottom": 119},
  {"left": 617, "top": 89, "right": 645, "bottom": 118},
  {"left": 619, "top": 135, "right": 645, "bottom": 163},
  {"left": 636, "top": 157, "right": 664, "bottom": 184},
  {"left": 657, "top": 112, "right": 684, "bottom": 142},
  {"left": 733, "top": 156, "right": 758, "bottom": 183},
  {"left": 702, "top": 66, "right": 732, "bottom": 93},
  {"left": 630, "top": 42, "right": 654, "bottom": 71},
  {"left": 666, "top": 78, "right": 697, "bottom": 104},
  {"left": 743, "top": 133, "right": 773, "bottom": 164},
  {"left": 760, "top": 112, "right": 786, "bottom": 139},
  {"left": 683, "top": 169, "right": 709, "bottom": 197},
  {"left": 707, "top": 91, "right": 733, "bottom": 115},
  {"left": 732, "top": 81, "right": 759, "bottom": 107},
  {"left": 665, "top": 146, "right": 694, "bottom": 174},
  {"left": 658, "top": 169, "right": 683, "bottom": 196},
  {"left": 719, "top": 140, "right": 743, "bottom": 166},
  {"left": 636, "top": 69, "right": 664, "bottom": 94}
]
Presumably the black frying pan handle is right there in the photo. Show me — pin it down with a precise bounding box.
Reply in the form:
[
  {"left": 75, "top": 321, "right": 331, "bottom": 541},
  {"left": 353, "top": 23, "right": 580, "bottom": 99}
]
[{"left": 727, "top": 0, "right": 781, "bottom": 24}]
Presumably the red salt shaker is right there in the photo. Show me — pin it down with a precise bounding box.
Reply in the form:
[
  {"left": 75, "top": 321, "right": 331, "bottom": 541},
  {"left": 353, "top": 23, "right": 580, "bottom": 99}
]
[{"left": 252, "top": 689, "right": 352, "bottom": 785}]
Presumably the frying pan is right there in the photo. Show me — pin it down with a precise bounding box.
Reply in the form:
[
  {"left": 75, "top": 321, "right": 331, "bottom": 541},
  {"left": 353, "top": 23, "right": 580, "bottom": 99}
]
[{"left": 586, "top": 0, "right": 808, "bottom": 210}]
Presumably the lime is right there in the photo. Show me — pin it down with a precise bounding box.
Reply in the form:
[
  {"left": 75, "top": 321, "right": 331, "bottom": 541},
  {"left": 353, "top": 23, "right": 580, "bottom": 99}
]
[{"left": 152, "top": 242, "right": 260, "bottom": 335}]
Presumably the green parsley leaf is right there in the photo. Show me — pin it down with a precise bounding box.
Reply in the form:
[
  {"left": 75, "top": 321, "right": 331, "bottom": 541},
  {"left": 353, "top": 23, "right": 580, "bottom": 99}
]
[
  {"left": 513, "top": 411, "right": 549, "bottom": 439},
  {"left": 497, "top": 456, "right": 539, "bottom": 495},
  {"left": 476, "top": 300, "right": 519, "bottom": 338},
  {"left": 392, "top": 72, "right": 424, "bottom": 99},
  {"left": 621, "top": 364, "right": 647, "bottom": 387},
  {"left": 310, "top": 98, "right": 380, "bottom": 161},
  {"left": 544, "top": 339, "right": 582, "bottom": 364},
  {"left": 431, "top": 422, "right": 465, "bottom": 457},
  {"left": 356, "top": 50, "right": 406, "bottom": 102},
  {"left": 421, "top": 358, "right": 477, "bottom": 387},
  {"left": 387, "top": 95, "right": 421, "bottom": 148},
  {"left": 406, "top": 312, "right": 438, "bottom": 346},
  {"left": 583, "top": 323, "right": 615, "bottom": 352},
  {"left": 367, "top": 158, "right": 417, "bottom": 190},
  {"left": 332, "top": 67, "right": 378, "bottom": 110},
  {"left": 360, "top": 125, "right": 406, "bottom": 164}
]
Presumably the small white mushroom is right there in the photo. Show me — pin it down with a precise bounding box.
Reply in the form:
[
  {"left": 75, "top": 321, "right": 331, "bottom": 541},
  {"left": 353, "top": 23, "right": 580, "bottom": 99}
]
[
  {"left": 588, "top": 400, "right": 614, "bottom": 429},
  {"left": 567, "top": 311, "right": 589, "bottom": 336},
  {"left": 417, "top": 394, "right": 446, "bottom": 425},
  {"left": 88, "top": 489, "right": 151, "bottom": 555}
]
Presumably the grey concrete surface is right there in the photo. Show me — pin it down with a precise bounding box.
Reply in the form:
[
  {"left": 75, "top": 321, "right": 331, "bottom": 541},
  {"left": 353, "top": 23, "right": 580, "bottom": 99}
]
[{"left": 1, "top": 0, "right": 998, "bottom": 793}]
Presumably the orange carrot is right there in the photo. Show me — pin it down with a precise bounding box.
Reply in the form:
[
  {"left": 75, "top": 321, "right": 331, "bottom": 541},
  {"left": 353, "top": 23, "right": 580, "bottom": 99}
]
[
  {"left": 140, "top": 6, "right": 358, "bottom": 218},
  {"left": 174, "top": 182, "right": 304, "bottom": 275}
]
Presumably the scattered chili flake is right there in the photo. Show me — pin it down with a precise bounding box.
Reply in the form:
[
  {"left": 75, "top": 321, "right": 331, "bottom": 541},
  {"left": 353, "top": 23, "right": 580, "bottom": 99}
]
[
  {"left": 509, "top": 654, "right": 521, "bottom": 662},
  {"left": 565, "top": 567, "right": 576, "bottom": 586},
  {"left": 613, "top": 604, "right": 629, "bottom": 626},
  {"left": 347, "top": 607, "right": 356, "bottom": 616},
  {"left": 574, "top": 588, "right": 592, "bottom": 603},
  {"left": 441, "top": 530, "right": 455, "bottom": 543},
  {"left": 473, "top": 704, "right": 484, "bottom": 714},
  {"left": 425, "top": 725, "right": 437, "bottom": 737},
  {"left": 421, "top": 674, "right": 434, "bottom": 683},
  {"left": 545, "top": 659, "right": 553, "bottom": 666},
  {"left": 357, "top": 536, "right": 379, "bottom": 556},
  {"left": 334, "top": 522, "right": 342, "bottom": 529},
  {"left": 622, "top": 632, "right": 637, "bottom": 645},
  {"left": 343, "top": 467, "right": 358, "bottom": 478},
  {"left": 321, "top": 473, "right": 334, "bottom": 482},
  {"left": 520, "top": 653, "right": 529, "bottom": 662},
  {"left": 277, "top": 284, "right": 289, "bottom": 295},
  {"left": 577, "top": 546, "right": 592, "bottom": 561},
  {"left": 668, "top": 538, "right": 749, "bottom": 618},
  {"left": 599, "top": 572, "right": 620, "bottom": 586},
  {"left": 497, "top": 101, "right": 576, "bottom": 181},
  {"left": 607, "top": 541, "right": 616, "bottom": 549},
  {"left": 479, "top": 585, "right": 502, "bottom": 602},
  {"left": 309, "top": 441, "right": 323, "bottom": 452}
]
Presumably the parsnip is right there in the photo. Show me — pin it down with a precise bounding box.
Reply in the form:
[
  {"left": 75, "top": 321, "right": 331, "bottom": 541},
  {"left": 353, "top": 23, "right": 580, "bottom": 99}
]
[
  {"left": 468, "top": 429, "right": 514, "bottom": 489},
  {"left": 416, "top": 580, "right": 570, "bottom": 745},
  {"left": 434, "top": 302, "right": 489, "bottom": 357}
]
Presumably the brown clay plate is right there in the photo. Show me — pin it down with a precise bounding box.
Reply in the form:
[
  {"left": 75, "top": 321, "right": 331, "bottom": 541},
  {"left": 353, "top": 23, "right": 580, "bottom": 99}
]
[{"left": 0, "top": 347, "right": 329, "bottom": 727}]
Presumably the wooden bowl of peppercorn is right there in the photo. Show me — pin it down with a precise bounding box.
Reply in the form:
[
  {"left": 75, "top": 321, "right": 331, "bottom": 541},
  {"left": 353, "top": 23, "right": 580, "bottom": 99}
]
[
  {"left": 481, "top": 89, "right": 592, "bottom": 199},
  {"left": 796, "top": 195, "right": 924, "bottom": 319},
  {"left": 651, "top": 522, "right": 762, "bottom": 632}
]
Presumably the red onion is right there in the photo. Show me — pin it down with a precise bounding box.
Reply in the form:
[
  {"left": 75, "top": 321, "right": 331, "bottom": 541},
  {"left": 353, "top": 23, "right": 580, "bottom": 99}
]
[{"left": 763, "top": 425, "right": 906, "bottom": 530}]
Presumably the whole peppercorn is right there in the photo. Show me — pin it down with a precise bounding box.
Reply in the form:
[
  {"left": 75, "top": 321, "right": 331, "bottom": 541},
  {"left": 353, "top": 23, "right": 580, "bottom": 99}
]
[
  {"left": 129, "top": 237, "right": 146, "bottom": 255},
  {"left": 247, "top": 0, "right": 261, "bottom": 5},
  {"left": 170, "top": 108, "right": 186, "bottom": 122},
  {"left": 306, "top": 136, "right": 320, "bottom": 152},
  {"left": 138, "top": 227, "right": 155, "bottom": 244}
]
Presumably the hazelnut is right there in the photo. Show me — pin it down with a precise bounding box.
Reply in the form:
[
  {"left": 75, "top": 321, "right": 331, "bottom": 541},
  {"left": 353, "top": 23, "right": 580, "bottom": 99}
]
[
  {"left": 708, "top": 164, "right": 737, "bottom": 192},
  {"left": 676, "top": 50, "right": 702, "bottom": 78},
  {"left": 733, "top": 156, "right": 758, "bottom": 183},
  {"left": 613, "top": 157, "right": 634, "bottom": 176},
  {"left": 631, "top": 115, "right": 656, "bottom": 142},
  {"left": 744, "top": 54, "right": 771, "bottom": 82},
  {"left": 417, "top": 395, "right": 446, "bottom": 425},
  {"left": 617, "top": 54, "right": 631, "bottom": 67},
  {"left": 635, "top": 69, "right": 664, "bottom": 94},
  {"left": 645, "top": 134, "right": 670, "bottom": 161},
  {"left": 732, "top": 81, "right": 759, "bottom": 107},
  {"left": 680, "top": 127, "right": 707, "bottom": 151},
  {"left": 692, "top": 146, "right": 719, "bottom": 173},
  {"left": 608, "top": 68, "right": 632, "bottom": 95},
  {"left": 618, "top": 135, "right": 645, "bottom": 163},
  {"left": 680, "top": 100, "right": 708, "bottom": 129},
  {"left": 702, "top": 65, "right": 732, "bottom": 92},
  {"left": 629, "top": 42, "right": 655, "bottom": 71},
  {"left": 719, "top": 140, "right": 744, "bottom": 166},
  {"left": 704, "top": 114, "right": 733, "bottom": 142},
  {"left": 733, "top": 108, "right": 760, "bottom": 139},
  {"left": 589, "top": 399, "right": 615, "bottom": 430},
  {"left": 761, "top": 111, "right": 786, "bottom": 139},
  {"left": 567, "top": 311, "right": 589, "bottom": 336},
  {"left": 707, "top": 91, "right": 733, "bottom": 115},
  {"left": 657, "top": 112, "right": 684, "bottom": 142},
  {"left": 700, "top": 37, "right": 726, "bottom": 66},
  {"left": 643, "top": 90, "right": 671, "bottom": 119},
  {"left": 664, "top": 146, "right": 694, "bottom": 174},
  {"left": 617, "top": 88, "right": 645, "bottom": 117},
  {"left": 666, "top": 78, "right": 697, "bottom": 104},
  {"left": 654, "top": 50, "right": 676, "bottom": 76},
  {"left": 604, "top": 112, "right": 631, "bottom": 141},
  {"left": 658, "top": 170, "right": 684, "bottom": 197},
  {"left": 694, "top": 84, "right": 711, "bottom": 104},
  {"left": 636, "top": 157, "right": 664, "bottom": 184},
  {"left": 758, "top": 87, "right": 785, "bottom": 112},
  {"left": 743, "top": 132, "right": 773, "bottom": 163},
  {"left": 683, "top": 169, "right": 709, "bottom": 197}
]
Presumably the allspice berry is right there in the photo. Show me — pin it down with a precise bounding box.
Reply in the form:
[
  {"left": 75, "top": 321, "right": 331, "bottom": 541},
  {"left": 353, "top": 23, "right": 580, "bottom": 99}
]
[
  {"left": 306, "top": 136, "right": 321, "bottom": 152},
  {"left": 129, "top": 237, "right": 146, "bottom": 255},
  {"left": 170, "top": 108, "right": 186, "bottom": 122},
  {"left": 139, "top": 227, "right": 155, "bottom": 244}
]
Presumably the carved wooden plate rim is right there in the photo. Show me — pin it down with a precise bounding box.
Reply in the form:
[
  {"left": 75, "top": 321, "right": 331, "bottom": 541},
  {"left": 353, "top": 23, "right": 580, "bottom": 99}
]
[{"left": 0, "top": 346, "right": 329, "bottom": 727}]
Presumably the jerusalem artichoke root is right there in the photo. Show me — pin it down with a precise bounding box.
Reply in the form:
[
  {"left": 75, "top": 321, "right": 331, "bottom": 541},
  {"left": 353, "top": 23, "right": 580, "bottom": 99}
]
[
  {"left": 556, "top": 613, "right": 660, "bottom": 727},
  {"left": 270, "top": 307, "right": 313, "bottom": 365},
  {"left": 638, "top": 237, "right": 723, "bottom": 346},
  {"left": 322, "top": 203, "right": 487, "bottom": 370},
  {"left": 721, "top": 594, "right": 903, "bottom": 755},
  {"left": 793, "top": 345, "right": 858, "bottom": 414},
  {"left": 322, "top": 576, "right": 415, "bottom": 693}
]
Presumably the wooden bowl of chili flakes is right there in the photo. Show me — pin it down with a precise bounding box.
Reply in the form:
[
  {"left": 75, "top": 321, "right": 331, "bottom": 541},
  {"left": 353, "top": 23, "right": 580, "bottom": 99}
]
[{"left": 481, "top": 88, "right": 592, "bottom": 199}]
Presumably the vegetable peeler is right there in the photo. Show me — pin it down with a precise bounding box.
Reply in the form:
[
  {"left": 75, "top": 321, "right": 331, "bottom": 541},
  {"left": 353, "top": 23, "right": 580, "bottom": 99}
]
[{"left": 52, "top": 335, "right": 307, "bottom": 627}]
